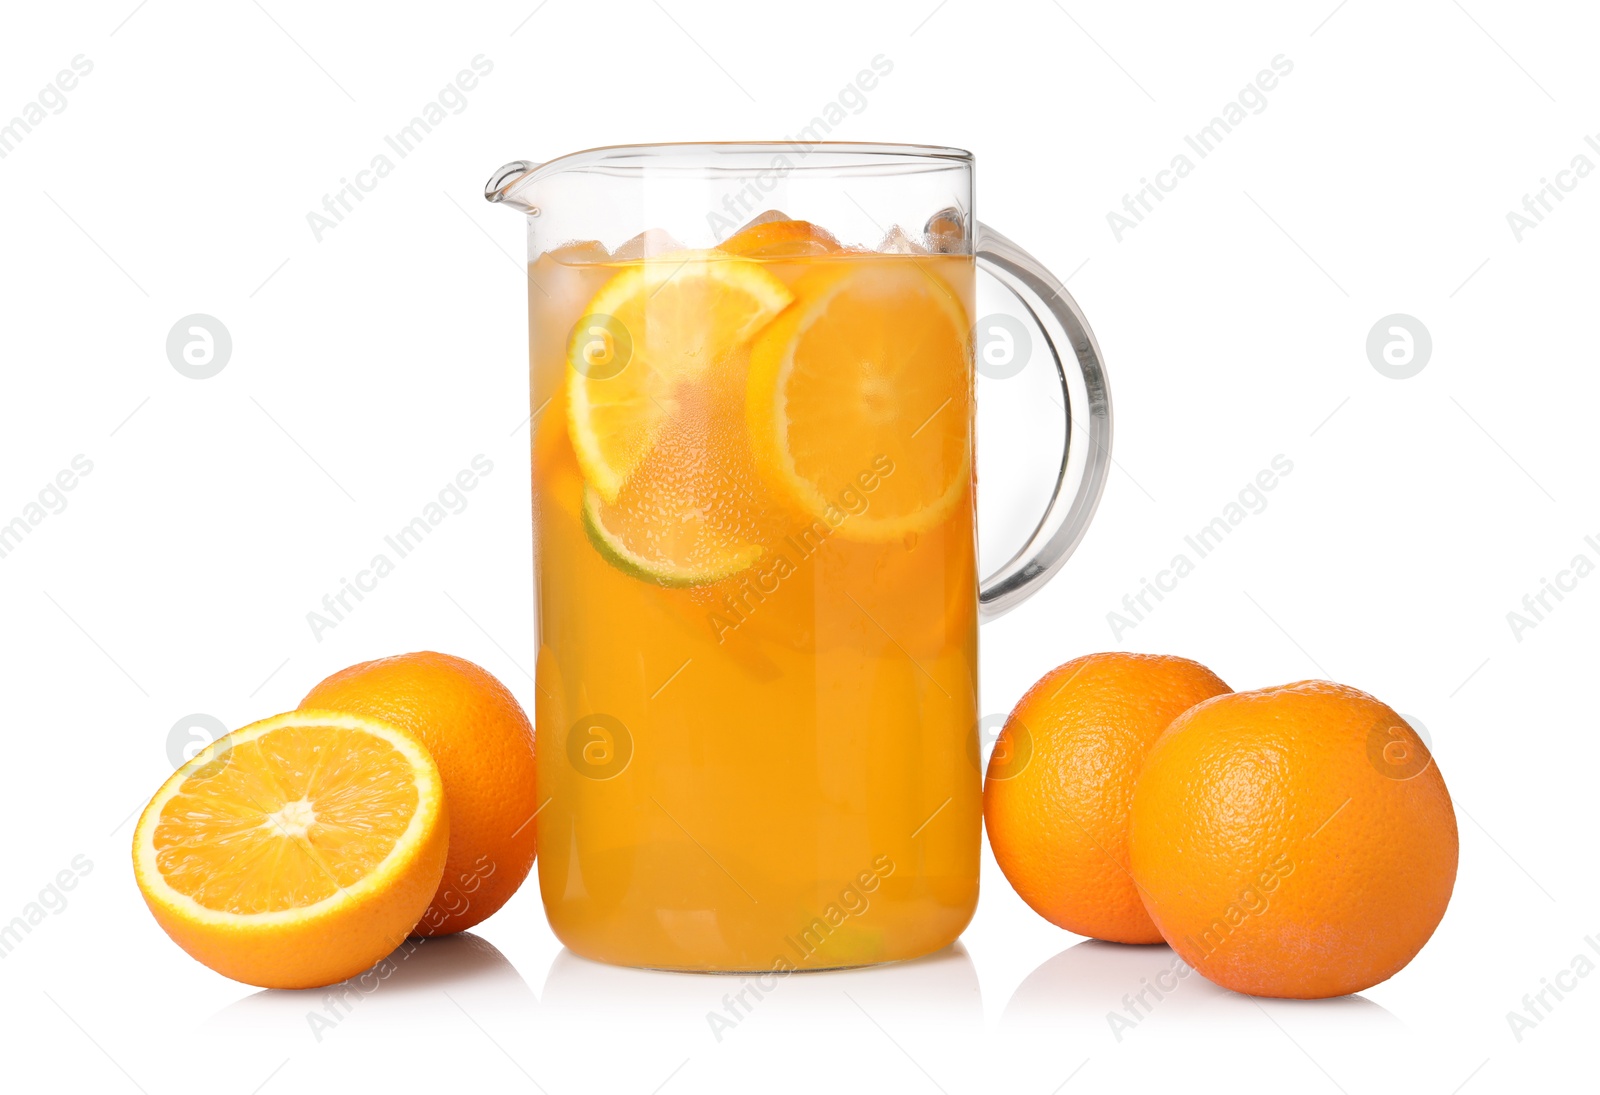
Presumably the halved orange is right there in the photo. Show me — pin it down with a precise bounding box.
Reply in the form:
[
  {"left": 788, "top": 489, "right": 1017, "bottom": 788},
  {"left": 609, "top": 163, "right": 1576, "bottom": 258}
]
[
  {"left": 566, "top": 251, "right": 792, "bottom": 502},
  {"left": 746, "top": 258, "right": 971, "bottom": 541},
  {"left": 721, "top": 217, "right": 841, "bottom": 259},
  {"left": 132, "top": 710, "right": 448, "bottom": 989}
]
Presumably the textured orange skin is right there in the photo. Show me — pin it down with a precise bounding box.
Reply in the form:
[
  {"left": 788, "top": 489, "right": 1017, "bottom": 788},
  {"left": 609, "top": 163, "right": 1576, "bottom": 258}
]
[
  {"left": 1128, "top": 681, "right": 1459, "bottom": 999},
  {"left": 983, "top": 653, "right": 1232, "bottom": 944},
  {"left": 303, "top": 652, "right": 539, "bottom": 936},
  {"left": 138, "top": 814, "right": 447, "bottom": 990}
]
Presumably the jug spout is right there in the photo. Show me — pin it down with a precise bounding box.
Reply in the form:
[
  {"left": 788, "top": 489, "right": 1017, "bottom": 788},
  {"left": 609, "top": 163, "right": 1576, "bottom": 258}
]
[{"left": 484, "top": 160, "right": 542, "bottom": 212}]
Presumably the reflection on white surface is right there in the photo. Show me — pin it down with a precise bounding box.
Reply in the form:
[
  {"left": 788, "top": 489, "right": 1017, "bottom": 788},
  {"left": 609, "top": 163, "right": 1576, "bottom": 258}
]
[
  {"left": 1004, "top": 939, "right": 1405, "bottom": 1039},
  {"left": 207, "top": 932, "right": 537, "bottom": 1039},
  {"left": 542, "top": 942, "right": 982, "bottom": 1037}
]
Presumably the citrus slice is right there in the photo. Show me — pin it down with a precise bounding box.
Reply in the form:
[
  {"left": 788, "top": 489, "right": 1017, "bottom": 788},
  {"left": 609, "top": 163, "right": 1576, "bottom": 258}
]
[
  {"left": 133, "top": 710, "right": 448, "bottom": 989},
  {"left": 721, "top": 217, "right": 841, "bottom": 258},
  {"left": 746, "top": 258, "right": 971, "bottom": 541},
  {"left": 584, "top": 484, "right": 762, "bottom": 587},
  {"left": 566, "top": 250, "right": 793, "bottom": 502},
  {"left": 300, "top": 653, "right": 539, "bottom": 938},
  {"left": 580, "top": 398, "right": 767, "bottom": 587}
]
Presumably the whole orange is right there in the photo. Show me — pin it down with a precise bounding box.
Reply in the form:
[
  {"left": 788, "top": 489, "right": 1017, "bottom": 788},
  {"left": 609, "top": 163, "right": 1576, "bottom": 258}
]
[
  {"left": 983, "top": 652, "right": 1231, "bottom": 943},
  {"left": 302, "top": 652, "right": 538, "bottom": 936},
  {"left": 1128, "top": 680, "right": 1458, "bottom": 998}
]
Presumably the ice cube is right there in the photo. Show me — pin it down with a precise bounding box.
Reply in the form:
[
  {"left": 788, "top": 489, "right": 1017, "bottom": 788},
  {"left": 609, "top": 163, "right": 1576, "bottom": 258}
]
[
  {"left": 923, "top": 207, "right": 967, "bottom": 253},
  {"left": 611, "top": 228, "right": 684, "bottom": 260},
  {"left": 730, "top": 209, "right": 791, "bottom": 235},
  {"left": 876, "top": 225, "right": 931, "bottom": 255},
  {"left": 542, "top": 239, "right": 610, "bottom": 265}
]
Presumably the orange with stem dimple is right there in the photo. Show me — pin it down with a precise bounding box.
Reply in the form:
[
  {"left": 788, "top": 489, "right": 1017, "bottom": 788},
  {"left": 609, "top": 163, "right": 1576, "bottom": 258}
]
[
  {"left": 983, "top": 653, "right": 1232, "bottom": 944},
  {"left": 1129, "top": 680, "right": 1459, "bottom": 998}
]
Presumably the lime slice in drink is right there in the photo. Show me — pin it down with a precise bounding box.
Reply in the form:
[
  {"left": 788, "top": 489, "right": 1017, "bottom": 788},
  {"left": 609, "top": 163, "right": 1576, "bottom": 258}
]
[{"left": 582, "top": 484, "right": 762, "bottom": 588}]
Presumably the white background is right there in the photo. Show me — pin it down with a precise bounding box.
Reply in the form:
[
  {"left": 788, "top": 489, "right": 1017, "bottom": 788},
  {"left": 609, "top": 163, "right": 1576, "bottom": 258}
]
[{"left": 1, "top": 1, "right": 1596, "bottom": 1092}]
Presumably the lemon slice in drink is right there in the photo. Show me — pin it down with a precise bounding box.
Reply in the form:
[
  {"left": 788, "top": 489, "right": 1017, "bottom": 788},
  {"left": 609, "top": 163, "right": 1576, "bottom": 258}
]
[
  {"left": 746, "top": 259, "right": 971, "bottom": 542},
  {"left": 566, "top": 250, "right": 793, "bottom": 502}
]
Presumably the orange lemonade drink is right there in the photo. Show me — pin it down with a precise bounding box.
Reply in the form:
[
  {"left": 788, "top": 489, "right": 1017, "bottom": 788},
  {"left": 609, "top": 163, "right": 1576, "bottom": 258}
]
[{"left": 528, "top": 220, "right": 978, "bottom": 970}]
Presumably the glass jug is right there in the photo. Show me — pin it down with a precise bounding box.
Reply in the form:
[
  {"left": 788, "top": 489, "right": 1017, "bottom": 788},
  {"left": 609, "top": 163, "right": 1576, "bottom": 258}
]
[{"left": 485, "top": 143, "right": 1110, "bottom": 972}]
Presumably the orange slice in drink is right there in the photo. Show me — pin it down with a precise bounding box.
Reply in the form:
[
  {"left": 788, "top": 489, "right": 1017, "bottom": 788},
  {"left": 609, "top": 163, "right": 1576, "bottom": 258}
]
[
  {"left": 566, "top": 250, "right": 793, "bottom": 502},
  {"left": 132, "top": 710, "right": 448, "bottom": 989},
  {"left": 721, "top": 217, "right": 841, "bottom": 259},
  {"left": 746, "top": 259, "right": 971, "bottom": 541}
]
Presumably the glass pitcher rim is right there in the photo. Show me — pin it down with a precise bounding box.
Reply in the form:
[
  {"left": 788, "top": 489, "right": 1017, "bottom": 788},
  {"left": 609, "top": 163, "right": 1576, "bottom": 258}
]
[{"left": 486, "top": 141, "right": 973, "bottom": 203}]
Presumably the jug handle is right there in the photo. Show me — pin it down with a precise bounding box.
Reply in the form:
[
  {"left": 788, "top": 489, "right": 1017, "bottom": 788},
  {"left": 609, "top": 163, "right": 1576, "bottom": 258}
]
[{"left": 975, "top": 222, "right": 1113, "bottom": 621}]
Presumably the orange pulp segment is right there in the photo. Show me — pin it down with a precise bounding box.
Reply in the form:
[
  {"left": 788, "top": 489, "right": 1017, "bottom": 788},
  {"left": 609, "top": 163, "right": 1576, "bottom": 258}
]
[{"left": 746, "top": 259, "right": 971, "bottom": 541}]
